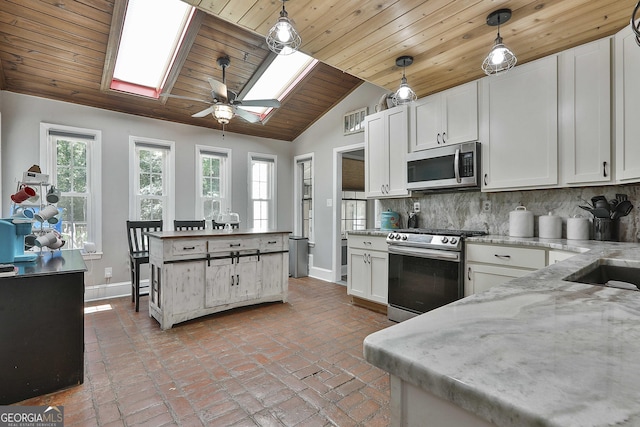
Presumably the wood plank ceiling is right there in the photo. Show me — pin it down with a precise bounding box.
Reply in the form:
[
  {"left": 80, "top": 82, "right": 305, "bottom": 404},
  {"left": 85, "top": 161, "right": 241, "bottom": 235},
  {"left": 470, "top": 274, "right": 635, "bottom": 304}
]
[{"left": 0, "top": 0, "right": 638, "bottom": 142}]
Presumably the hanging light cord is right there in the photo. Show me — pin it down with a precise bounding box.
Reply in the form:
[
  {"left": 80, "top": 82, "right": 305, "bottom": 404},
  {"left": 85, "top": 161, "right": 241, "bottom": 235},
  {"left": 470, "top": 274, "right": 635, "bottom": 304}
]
[{"left": 632, "top": 1, "right": 640, "bottom": 46}]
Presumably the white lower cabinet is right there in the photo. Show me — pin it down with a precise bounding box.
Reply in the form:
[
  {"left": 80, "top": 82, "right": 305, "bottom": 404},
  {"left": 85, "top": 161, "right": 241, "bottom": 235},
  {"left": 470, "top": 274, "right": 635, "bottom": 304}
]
[
  {"left": 464, "top": 243, "right": 546, "bottom": 296},
  {"left": 148, "top": 232, "right": 289, "bottom": 329},
  {"left": 347, "top": 235, "right": 388, "bottom": 305}
]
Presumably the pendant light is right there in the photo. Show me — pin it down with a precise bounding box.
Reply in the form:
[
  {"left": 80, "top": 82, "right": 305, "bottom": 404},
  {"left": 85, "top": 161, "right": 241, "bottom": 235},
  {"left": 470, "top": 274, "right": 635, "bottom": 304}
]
[
  {"left": 632, "top": 1, "right": 640, "bottom": 46},
  {"left": 392, "top": 56, "right": 417, "bottom": 106},
  {"left": 266, "top": 0, "right": 301, "bottom": 55},
  {"left": 482, "top": 9, "right": 517, "bottom": 76},
  {"left": 213, "top": 104, "right": 234, "bottom": 125}
]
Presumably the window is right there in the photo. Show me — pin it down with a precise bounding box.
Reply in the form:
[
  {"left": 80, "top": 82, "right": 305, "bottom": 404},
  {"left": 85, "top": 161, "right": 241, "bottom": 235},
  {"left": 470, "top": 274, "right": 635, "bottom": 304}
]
[
  {"left": 294, "top": 155, "right": 313, "bottom": 240},
  {"left": 249, "top": 154, "right": 276, "bottom": 229},
  {"left": 39, "top": 123, "right": 102, "bottom": 252},
  {"left": 110, "top": 0, "right": 195, "bottom": 98},
  {"left": 240, "top": 51, "right": 317, "bottom": 121},
  {"left": 341, "top": 191, "right": 367, "bottom": 235},
  {"left": 129, "top": 137, "right": 175, "bottom": 225},
  {"left": 196, "top": 145, "right": 231, "bottom": 222}
]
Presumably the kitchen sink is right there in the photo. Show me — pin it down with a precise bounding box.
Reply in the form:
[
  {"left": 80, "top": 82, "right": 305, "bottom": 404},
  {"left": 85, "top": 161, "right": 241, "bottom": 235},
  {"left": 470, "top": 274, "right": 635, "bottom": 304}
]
[{"left": 563, "top": 259, "right": 640, "bottom": 290}]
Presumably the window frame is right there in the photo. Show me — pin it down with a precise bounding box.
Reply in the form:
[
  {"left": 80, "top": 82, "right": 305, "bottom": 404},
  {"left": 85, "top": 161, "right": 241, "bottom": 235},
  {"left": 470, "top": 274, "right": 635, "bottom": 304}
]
[
  {"left": 294, "top": 153, "right": 314, "bottom": 242},
  {"left": 128, "top": 136, "right": 175, "bottom": 226},
  {"left": 195, "top": 145, "right": 231, "bottom": 224},
  {"left": 39, "top": 122, "right": 103, "bottom": 257},
  {"left": 248, "top": 153, "right": 277, "bottom": 229}
]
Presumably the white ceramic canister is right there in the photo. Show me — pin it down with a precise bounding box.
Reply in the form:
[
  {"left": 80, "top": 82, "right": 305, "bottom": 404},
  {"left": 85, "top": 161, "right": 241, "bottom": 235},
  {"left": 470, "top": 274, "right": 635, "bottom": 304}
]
[
  {"left": 509, "top": 206, "right": 534, "bottom": 237},
  {"left": 538, "top": 212, "right": 562, "bottom": 239},
  {"left": 567, "top": 216, "right": 590, "bottom": 240}
]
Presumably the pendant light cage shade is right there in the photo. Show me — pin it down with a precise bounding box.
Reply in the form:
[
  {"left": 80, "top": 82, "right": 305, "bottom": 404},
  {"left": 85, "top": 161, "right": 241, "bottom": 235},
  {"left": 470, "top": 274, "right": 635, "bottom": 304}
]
[
  {"left": 632, "top": 1, "right": 640, "bottom": 46},
  {"left": 392, "top": 56, "right": 417, "bottom": 106},
  {"left": 482, "top": 9, "right": 517, "bottom": 76},
  {"left": 266, "top": 1, "right": 301, "bottom": 55},
  {"left": 213, "top": 104, "right": 234, "bottom": 124}
]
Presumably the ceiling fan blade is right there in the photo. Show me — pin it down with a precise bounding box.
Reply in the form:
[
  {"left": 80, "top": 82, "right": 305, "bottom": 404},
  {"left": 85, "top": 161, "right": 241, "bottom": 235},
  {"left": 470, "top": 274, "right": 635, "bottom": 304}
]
[
  {"left": 234, "top": 107, "right": 261, "bottom": 123},
  {"left": 207, "top": 78, "right": 228, "bottom": 102},
  {"left": 235, "top": 99, "right": 281, "bottom": 108},
  {"left": 161, "top": 93, "right": 212, "bottom": 104},
  {"left": 192, "top": 105, "right": 215, "bottom": 118}
]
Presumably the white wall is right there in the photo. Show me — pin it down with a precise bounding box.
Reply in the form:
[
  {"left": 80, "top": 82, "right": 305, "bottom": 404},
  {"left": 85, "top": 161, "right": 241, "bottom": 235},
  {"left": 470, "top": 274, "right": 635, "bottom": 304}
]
[
  {"left": 0, "top": 91, "right": 294, "bottom": 286},
  {"left": 292, "top": 82, "right": 387, "bottom": 275}
]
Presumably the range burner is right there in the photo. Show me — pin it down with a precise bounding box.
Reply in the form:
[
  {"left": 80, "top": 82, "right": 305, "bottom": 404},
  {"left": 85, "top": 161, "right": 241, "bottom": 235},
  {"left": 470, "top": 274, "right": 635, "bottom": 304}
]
[{"left": 385, "top": 228, "right": 487, "bottom": 251}]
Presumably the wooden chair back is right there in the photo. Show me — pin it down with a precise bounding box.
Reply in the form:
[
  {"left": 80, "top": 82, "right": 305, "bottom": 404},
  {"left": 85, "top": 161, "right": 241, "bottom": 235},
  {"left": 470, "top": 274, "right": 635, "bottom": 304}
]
[
  {"left": 126, "top": 220, "right": 163, "bottom": 254},
  {"left": 174, "top": 220, "right": 206, "bottom": 231}
]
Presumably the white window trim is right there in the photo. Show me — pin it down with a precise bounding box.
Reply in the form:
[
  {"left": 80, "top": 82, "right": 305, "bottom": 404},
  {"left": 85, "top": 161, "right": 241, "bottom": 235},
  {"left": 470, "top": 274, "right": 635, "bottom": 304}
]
[
  {"left": 293, "top": 153, "right": 314, "bottom": 243},
  {"left": 248, "top": 152, "right": 277, "bottom": 229},
  {"left": 195, "top": 145, "right": 232, "bottom": 222},
  {"left": 39, "top": 122, "right": 103, "bottom": 257},
  {"left": 128, "top": 136, "right": 175, "bottom": 226}
]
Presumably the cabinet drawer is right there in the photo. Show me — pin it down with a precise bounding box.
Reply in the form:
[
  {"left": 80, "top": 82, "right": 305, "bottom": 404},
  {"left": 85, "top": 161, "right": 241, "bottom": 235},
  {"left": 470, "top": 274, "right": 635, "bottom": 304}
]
[
  {"left": 208, "top": 237, "right": 261, "bottom": 254},
  {"left": 347, "top": 235, "right": 388, "bottom": 252},
  {"left": 170, "top": 239, "right": 207, "bottom": 256},
  {"left": 466, "top": 243, "right": 545, "bottom": 270},
  {"left": 261, "top": 235, "right": 285, "bottom": 251}
]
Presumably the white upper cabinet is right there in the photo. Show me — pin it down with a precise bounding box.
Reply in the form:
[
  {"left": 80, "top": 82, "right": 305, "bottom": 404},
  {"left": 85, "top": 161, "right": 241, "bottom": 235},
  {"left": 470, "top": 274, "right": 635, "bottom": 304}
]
[
  {"left": 480, "top": 55, "right": 558, "bottom": 191},
  {"left": 615, "top": 26, "right": 640, "bottom": 183},
  {"left": 409, "top": 81, "right": 478, "bottom": 152},
  {"left": 364, "top": 105, "right": 410, "bottom": 198},
  {"left": 559, "top": 38, "right": 611, "bottom": 185}
]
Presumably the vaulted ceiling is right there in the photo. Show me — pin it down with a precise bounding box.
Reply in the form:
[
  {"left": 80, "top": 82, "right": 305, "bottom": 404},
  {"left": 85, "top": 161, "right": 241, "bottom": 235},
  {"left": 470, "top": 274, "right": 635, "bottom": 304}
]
[{"left": 0, "top": 1, "right": 637, "bottom": 142}]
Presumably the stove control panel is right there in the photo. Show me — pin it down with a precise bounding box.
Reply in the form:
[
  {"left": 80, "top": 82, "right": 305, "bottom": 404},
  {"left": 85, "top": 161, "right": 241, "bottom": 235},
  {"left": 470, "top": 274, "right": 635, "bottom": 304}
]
[{"left": 386, "top": 232, "right": 462, "bottom": 250}]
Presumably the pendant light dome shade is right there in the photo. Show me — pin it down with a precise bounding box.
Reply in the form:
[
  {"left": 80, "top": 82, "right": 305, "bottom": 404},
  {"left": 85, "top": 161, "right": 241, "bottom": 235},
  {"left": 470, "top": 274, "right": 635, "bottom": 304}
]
[
  {"left": 266, "top": 0, "right": 301, "bottom": 55},
  {"left": 392, "top": 56, "right": 417, "bottom": 106},
  {"left": 482, "top": 9, "right": 517, "bottom": 76},
  {"left": 213, "top": 104, "right": 234, "bottom": 124}
]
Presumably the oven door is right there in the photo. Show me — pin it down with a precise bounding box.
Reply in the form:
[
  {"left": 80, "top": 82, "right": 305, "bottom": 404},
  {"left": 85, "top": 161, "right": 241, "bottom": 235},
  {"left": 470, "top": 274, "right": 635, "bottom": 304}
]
[{"left": 388, "top": 245, "right": 462, "bottom": 321}]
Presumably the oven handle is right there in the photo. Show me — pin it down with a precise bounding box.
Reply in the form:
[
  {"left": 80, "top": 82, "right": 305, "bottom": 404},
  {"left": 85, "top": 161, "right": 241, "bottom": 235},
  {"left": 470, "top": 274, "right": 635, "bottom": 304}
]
[{"left": 388, "top": 245, "right": 460, "bottom": 262}]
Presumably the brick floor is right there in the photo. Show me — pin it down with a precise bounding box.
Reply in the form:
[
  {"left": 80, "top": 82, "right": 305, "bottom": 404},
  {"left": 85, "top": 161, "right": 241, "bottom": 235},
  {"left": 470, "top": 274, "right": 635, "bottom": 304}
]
[{"left": 18, "top": 277, "right": 395, "bottom": 426}]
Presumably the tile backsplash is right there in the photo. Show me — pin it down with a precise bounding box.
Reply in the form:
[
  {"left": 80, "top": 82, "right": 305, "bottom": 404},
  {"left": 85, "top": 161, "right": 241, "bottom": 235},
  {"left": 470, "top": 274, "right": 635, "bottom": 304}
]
[{"left": 377, "top": 185, "right": 640, "bottom": 242}]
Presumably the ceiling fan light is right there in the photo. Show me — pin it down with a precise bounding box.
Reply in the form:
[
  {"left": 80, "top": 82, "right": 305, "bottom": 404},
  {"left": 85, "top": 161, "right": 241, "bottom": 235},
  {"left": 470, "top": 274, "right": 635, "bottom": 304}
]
[
  {"left": 213, "top": 104, "right": 233, "bottom": 124},
  {"left": 266, "top": 1, "right": 301, "bottom": 55}
]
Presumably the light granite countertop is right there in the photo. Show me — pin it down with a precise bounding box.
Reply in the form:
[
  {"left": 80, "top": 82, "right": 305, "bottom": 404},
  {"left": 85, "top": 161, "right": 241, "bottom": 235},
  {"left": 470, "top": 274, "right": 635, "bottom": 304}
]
[{"left": 363, "top": 234, "right": 640, "bottom": 427}]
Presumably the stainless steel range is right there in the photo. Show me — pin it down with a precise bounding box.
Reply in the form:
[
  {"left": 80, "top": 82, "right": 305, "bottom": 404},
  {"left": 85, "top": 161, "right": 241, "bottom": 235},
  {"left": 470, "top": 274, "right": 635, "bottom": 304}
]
[{"left": 386, "top": 228, "right": 486, "bottom": 322}]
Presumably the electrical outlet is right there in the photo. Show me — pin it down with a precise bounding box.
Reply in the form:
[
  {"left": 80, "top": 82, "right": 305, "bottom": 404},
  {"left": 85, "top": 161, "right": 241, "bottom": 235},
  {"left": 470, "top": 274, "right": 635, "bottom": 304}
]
[
  {"left": 482, "top": 201, "right": 492, "bottom": 212},
  {"left": 413, "top": 202, "right": 420, "bottom": 212},
  {"left": 104, "top": 267, "right": 113, "bottom": 279}
]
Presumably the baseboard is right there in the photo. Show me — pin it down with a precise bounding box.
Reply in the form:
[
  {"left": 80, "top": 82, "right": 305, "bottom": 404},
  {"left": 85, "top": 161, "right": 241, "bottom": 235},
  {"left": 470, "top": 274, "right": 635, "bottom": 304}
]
[{"left": 85, "top": 279, "right": 146, "bottom": 302}]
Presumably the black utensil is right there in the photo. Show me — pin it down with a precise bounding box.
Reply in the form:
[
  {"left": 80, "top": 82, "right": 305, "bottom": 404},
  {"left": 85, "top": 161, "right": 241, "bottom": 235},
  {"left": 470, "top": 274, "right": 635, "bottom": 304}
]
[
  {"left": 592, "top": 207, "right": 612, "bottom": 218},
  {"left": 615, "top": 200, "right": 633, "bottom": 217},
  {"left": 579, "top": 205, "right": 595, "bottom": 215},
  {"left": 616, "top": 193, "right": 628, "bottom": 202}
]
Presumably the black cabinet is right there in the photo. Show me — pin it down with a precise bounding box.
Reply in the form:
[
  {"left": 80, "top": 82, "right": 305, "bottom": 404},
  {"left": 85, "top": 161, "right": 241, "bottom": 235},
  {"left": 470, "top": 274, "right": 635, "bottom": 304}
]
[{"left": 0, "top": 251, "right": 85, "bottom": 404}]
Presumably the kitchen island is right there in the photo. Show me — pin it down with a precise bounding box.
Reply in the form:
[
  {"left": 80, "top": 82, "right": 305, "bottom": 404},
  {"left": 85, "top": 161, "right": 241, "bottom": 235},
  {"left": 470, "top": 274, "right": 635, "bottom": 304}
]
[
  {"left": 0, "top": 250, "right": 86, "bottom": 404},
  {"left": 364, "top": 237, "right": 640, "bottom": 427},
  {"left": 146, "top": 229, "right": 290, "bottom": 329}
]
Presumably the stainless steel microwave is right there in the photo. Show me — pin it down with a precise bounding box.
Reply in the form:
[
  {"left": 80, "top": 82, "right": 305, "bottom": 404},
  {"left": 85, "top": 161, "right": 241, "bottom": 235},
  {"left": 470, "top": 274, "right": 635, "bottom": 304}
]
[{"left": 406, "top": 142, "right": 481, "bottom": 191}]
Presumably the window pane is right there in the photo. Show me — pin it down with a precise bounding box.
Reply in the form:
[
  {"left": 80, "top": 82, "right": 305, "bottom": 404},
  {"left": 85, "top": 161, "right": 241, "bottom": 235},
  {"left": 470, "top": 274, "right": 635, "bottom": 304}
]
[{"left": 141, "top": 198, "right": 163, "bottom": 220}]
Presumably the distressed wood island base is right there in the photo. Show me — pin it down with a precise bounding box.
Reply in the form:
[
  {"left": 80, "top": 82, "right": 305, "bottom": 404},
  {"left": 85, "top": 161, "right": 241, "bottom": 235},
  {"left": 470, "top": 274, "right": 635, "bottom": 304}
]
[{"left": 146, "top": 229, "right": 290, "bottom": 330}]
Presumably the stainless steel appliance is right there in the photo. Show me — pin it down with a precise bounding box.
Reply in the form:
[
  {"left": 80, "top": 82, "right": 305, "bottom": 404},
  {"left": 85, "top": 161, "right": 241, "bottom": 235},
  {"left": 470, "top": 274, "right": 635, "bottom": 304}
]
[
  {"left": 386, "top": 228, "right": 486, "bottom": 322},
  {"left": 406, "top": 142, "right": 481, "bottom": 192}
]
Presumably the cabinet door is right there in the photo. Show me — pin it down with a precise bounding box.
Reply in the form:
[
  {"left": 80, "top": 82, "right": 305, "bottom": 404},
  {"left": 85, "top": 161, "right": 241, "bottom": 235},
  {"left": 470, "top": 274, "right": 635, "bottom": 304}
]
[
  {"left": 442, "top": 81, "right": 478, "bottom": 145},
  {"left": 233, "top": 256, "right": 259, "bottom": 301},
  {"left": 386, "top": 106, "right": 410, "bottom": 196},
  {"left": 369, "top": 250, "right": 388, "bottom": 304},
  {"left": 482, "top": 56, "right": 558, "bottom": 190},
  {"left": 347, "top": 248, "right": 369, "bottom": 298},
  {"left": 260, "top": 253, "right": 284, "bottom": 298},
  {"left": 170, "top": 262, "right": 205, "bottom": 314},
  {"left": 560, "top": 38, "right": 611, "bottom": 185},
  {"left": 205, "top": 258, "right": 233, "bottom": 307},
  {"left": 615, "top": 27, "right": 640, "bottom": 182},
  {"left": 364, "top": 111, "right": 388, "bottom": 198},
  {"left": 410, "top": 94, "right": 441, "bottom": 151},
  {"left": 465, "top": 263, "right": 532, "bottom": 296}
]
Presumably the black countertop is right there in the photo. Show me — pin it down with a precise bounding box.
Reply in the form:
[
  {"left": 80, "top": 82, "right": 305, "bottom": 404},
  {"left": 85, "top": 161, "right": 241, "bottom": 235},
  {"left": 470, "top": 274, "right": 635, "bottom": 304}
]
[{"left": 3, "top": 249, "right": 87, "bottom": 278}]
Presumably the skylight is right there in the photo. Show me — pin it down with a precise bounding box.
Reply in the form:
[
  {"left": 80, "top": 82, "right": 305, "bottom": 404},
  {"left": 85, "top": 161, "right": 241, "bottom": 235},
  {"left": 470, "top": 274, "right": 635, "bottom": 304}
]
[
  {"left": 111, "top": 0, "right": 195, "bottom": 98},
  {"left": 242, "top": 51, "right": 317, "bottom": 118}
]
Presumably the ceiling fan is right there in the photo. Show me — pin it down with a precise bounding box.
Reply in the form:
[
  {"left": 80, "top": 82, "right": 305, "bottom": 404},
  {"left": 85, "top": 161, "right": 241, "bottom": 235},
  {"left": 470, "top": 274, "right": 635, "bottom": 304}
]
[{"left": 164, "top": 57, "right": 281, "bottom": 125}]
